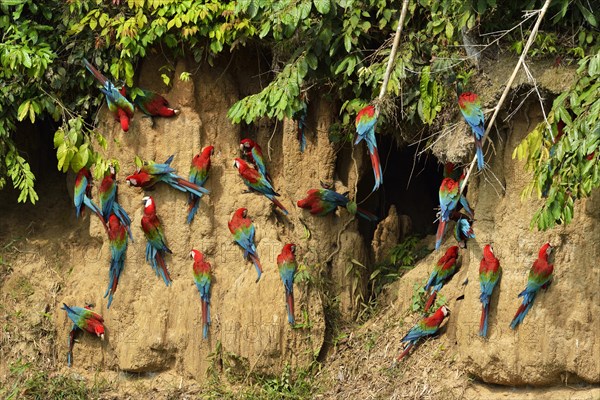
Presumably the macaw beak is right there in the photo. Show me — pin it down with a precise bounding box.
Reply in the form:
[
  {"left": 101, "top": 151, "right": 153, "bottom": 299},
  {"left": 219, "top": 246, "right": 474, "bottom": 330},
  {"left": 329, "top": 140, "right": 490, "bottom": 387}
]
[{"left": 100, "top": 333, "right": 105, "bottom": 341}]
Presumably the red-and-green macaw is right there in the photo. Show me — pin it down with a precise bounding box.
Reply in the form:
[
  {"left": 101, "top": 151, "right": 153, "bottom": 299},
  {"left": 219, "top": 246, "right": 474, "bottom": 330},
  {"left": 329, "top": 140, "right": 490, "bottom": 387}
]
[
  {"left": 105, "top": 214, "right": 128, "bottom": 309},
  {"left": 187, "top": 145, "right": 213, "bottom": 224},
  {"left": 479, "top": 244, "right": 501, "bottom": 337},
  {"left": 277, "top": 243, "right": 298, "bottom": 325},
  {"left": 62, "top": 303, "right": 105, "bottom": 366},
  {"left": 99, "top": 165, "right": 133, "bottom": 241},
  {"left": 240, "top": 138, "right": 271, "bottom": 182},
  {"left": 355, "top": 105, "right": 383, "bottom": 192},
  {"left": 74, "top": 167, "right": 93, "bottom": 218},
  {"left": 141, "top": 196, "right": 172, "bottom": 286},
  {"left": 453, "top": 214, "right": 475, "bottom": 249},
  {"left": 296, "top": 188, "right": 377, "bottom": 221},
  {"left": 397, "top": 305, "right": 450, "bottom": 361},
  {"left": 510, "top": 243, "right": 554, "bottom": 330},
  {"left": 233, "top": 158, "right": 288, "bottom": 215},
  {"left": 435, "top": 174, "right": 473, "bottom": 250},
  {"left": 424, "top": 246, "right": 460, "bottom": 313},
  {"left": 74, "top": 167, "right": 107, "bottom": 230},
  {"left": 191, "top": 249, "right": 211, "bottom": 339},
  {"left": 126, "top": 154, "right": 210, "bottom": 197},
  {"left": 228, "top": 207, "right": 262, "bottom": 282},
  {"left": 457, "top": 82, "right": 485, "bottom": 170},
  {"left": 293, "top": 102, "right": 308, "bottom": 153},
  {"left": 126, "top": 87, "right": 179, "bottom": 118},
  {"left": 83, "top": 59, "right": 134, "bottom": 132}
]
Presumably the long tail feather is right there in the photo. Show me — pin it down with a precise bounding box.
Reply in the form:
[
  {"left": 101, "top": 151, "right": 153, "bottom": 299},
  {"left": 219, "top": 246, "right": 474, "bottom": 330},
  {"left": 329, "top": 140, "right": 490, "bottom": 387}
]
[
  {"left": 424, "top": 291, "right": 437, "bottom": 313},
  {"left": 475, "top": 139, "right": 484, "bottom": 170},
  {"left": 510, "top": 301, "right": 533, "bottom": 330},
  {"left": 249, "top": 254, "right": 262, "bottom": 283},
  {"left": 435, "top": 220, "right": 447, "bottom": 250},
  {"left": 356, "top": 206, "right": 378, "bottom": 221},
  {"left": 397, "top": 343, "right": 414, "bottom": 361},
  {"left": 83, "top": 59, "right": 108, "bottom": 86},
  {"left": 186, "top": 195, "right": 201, "bottom": 224},
  {"left": 155, "top": 251, "right": 172, "bottom": 286},
  {"left": 297, "top": 125, "right": 306, "bottom": 153},
  {"left": 286, "top": 291, "right": 295, "bottom": 325},
  {"left": 173, "top": 176, "right": 210, "bottom": 195},
  {"left": 269, "top": 196, "right": 289, "bottom": 215},
  {"left": 202, "top": 300, "right": 209, "bottom": 339},
  {"left": 83, "top": 196, "right": 109, "bottom": 234},
  {"left": 113, "top": 203, "right": 134, "bottom": 242},
  {"left": 369, "top": 146, "right": 383, "bottom": 191},
  {"left": 479, "top": 304, "right": 489, "bottom": 337}
]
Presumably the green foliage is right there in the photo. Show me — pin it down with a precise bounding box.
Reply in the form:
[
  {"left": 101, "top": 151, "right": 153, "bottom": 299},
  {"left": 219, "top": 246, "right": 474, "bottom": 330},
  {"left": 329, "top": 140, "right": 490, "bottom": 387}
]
[
  {"left": 0, "top": 359, "right": 107, "bottom": 400},
  {"left": 0, "top": 0, "right": 598, "bottom": 206},
  {"left": 410, "top": 282, "right": 446, "bottom": 314},
  {"left": 513, "top": 51, "right": 600, "bottom": 230},
  {"left": 249, "top": 363, "right": 318, "bottom": 400},
  {"left": 368, "top": 236, "right": 421, "bottom": 297}
]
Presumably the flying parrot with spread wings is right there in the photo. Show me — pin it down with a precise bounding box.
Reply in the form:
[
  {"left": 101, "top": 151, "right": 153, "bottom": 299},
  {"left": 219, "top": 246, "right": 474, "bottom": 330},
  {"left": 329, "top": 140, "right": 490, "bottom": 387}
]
[
  {"left": 62, "top": 304, "right": 105, "bottom": 366},
  {"left": 98, "top": 165, "right": 133, "bottom": 241},
  {"left": 510, "top": 243, "right": 554, "bottom": 330},
  {"left": 277, "top": 243, "right": 298, "bottom": 325},
  {"left": 479, "top": 244, "right": 501, "bottom": 337},
  {"left": 126, "top": 154, "right": 210, "bottom": 197},
  {"left": 228, "top": 207, "right": 263, "bottom": 282},
  {"left": 105, "top": 214, "right": 128, "bottom": 309},
  {"left": 457, "top": 82, "right": 485, "bottom": 170},
  {"left": 397, "top": 305, "right": 450, "bottom": 361},
  {"left": 83, "top": 59, "right": 134, "bottom": 132},
  {"left": 187, "top": 145, "right": 213, "bottom": 224},
  {"left": 191, "top": 249, "right": 212, "bottom": 339},
  {"left": 355, "top": 105, "right": 383, "bottom": 192},
  {"left": 424, "top": 246, "right": 460, "bottom": 313},
  {"left": 296, "top": 188, "right": 377, "bottom": 221},
  {"left": 240, "top": 138, "right": 271, "bottom": 182},
  {"left": 233, "top": 158, "right": 288, "bottom": 215},
  {"left": 141, "top": 196, "right": 172, "bottom": 286}
]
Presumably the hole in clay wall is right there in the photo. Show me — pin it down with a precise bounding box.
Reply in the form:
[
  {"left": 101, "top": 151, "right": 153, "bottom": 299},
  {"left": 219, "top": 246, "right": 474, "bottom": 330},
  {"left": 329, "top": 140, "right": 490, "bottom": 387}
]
[
  {"left": 354, "top": 135, "right": 443, "bottom": 241},
  {"left": 0, "top": 118, "right": 70, "bottom": 231}
]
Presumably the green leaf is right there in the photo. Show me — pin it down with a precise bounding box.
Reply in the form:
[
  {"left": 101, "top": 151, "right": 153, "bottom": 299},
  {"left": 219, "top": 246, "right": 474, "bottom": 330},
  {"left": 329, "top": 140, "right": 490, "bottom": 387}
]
[
  {"left": 17, "top": 101, "right": 30, "bottom": 121},
  {"left": 313, "top": 0, "right": 330, "bottom": 15}
]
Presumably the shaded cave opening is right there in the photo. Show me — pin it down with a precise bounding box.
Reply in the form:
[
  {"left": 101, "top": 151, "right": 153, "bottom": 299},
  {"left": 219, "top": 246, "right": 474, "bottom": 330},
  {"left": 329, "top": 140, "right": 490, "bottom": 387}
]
[
  {"left": 0, "top": 118, "right": 71, "bottom": 239},
  {"left": 340, "top": 134, "right": 444, "bottom": 246}
]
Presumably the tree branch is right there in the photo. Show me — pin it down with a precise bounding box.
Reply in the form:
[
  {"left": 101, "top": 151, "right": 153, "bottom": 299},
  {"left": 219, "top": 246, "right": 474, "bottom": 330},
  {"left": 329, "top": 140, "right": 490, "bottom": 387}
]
[{"left": 459, "top": 0, "right": 553, "bottom": 194}]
